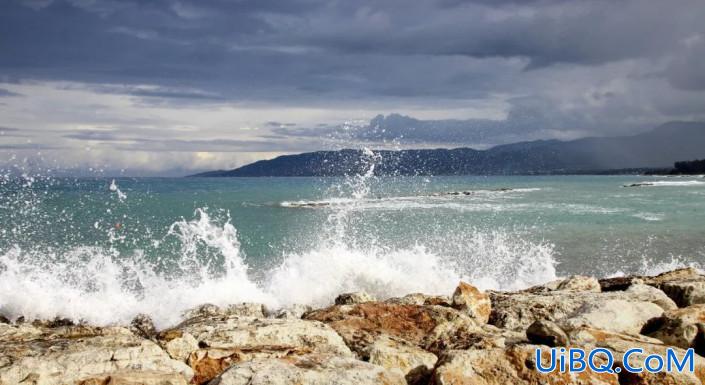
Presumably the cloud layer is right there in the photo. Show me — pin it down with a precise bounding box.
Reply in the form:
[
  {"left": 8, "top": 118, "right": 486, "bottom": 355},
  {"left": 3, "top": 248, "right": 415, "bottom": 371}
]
[{"left": 1, "top": 0, "right": 704, "bottom": 174}]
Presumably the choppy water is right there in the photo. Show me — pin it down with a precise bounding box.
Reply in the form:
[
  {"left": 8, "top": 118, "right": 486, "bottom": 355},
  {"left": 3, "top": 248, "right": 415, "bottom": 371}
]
[{"left": 1, "top": 169, "right": 704, "bottom": 328}]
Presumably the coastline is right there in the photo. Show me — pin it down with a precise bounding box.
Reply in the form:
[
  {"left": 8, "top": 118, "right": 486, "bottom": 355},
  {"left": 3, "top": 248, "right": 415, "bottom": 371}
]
[{"left": 2, "top": 268, "right": 705, "bottom": 384}]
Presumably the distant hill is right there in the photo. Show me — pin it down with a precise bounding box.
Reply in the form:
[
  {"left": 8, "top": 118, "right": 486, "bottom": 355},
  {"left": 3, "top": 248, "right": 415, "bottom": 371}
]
[{"left": 191, "top": 122, "right": 705, "bottom": 177}]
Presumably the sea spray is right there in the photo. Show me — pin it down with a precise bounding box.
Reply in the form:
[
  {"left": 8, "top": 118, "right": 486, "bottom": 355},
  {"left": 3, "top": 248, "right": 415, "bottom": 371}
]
[{"left": 3, "top": 168, "right": 701, "bottom": 329}]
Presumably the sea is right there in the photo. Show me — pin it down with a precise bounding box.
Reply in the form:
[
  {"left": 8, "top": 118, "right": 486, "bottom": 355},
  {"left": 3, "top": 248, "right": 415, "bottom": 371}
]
[{"left": 1, "top": 168, "right": 704, "bottom": 328}]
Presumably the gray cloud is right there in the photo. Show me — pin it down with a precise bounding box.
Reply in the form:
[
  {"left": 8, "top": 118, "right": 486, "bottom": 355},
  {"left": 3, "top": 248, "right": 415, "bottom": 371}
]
[
  {"left": 2, "top": 0, "right": 705, "bottom": 173},
  {"left": 0, "top": 88, "right": 22, "bottom": 97}
]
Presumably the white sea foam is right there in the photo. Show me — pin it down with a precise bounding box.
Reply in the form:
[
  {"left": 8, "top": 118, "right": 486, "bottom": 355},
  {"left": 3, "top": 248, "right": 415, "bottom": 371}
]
[
  {"left": 0, "top": 208, "right": 559, "bottom": 328},
  {"left": 628, "top": 180, "right": 705, "bottom": 187}
]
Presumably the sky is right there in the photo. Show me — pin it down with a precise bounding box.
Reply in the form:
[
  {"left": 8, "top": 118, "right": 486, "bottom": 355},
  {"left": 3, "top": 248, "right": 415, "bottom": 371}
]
[{"left": 1, "top": 0, "right": 705, "bottom": 176}]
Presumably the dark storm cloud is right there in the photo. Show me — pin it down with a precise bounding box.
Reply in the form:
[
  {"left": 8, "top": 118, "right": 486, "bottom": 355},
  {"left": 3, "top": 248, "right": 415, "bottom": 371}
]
[
  {"left": 2, "top": 0, "right": 705, "bottom": 167},
  {"left": 3, "top": 0, "right": 704, "bottom": 100}
]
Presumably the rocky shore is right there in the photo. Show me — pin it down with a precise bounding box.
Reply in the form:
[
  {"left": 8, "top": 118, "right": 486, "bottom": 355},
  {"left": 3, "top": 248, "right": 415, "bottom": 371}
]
[{"left": 2, "top": 268, "right": 705, "bottom": 385}]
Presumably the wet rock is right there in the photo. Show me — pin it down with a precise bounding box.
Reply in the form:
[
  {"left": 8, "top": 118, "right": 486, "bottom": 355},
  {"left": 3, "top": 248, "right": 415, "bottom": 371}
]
[
  {"left": 130, "top": 313, "right": 157, "bottom": 340},
  {"left": 207, "top": 353, "right": 406, "bottom": 385},
  {"left": 643, "top": 304, "right": 705, "bottom": 354},
  {"left": 367, "top": 336, "right": 437, "bottom": 385},
  {"left": 451, "top": 282, "right": 491, "bottom": 323},
  {"left": 0, "top": 323, "right": 193, "bottom": 385},
  {"left": 526, "top": 319, "right": 569, "bottom": 347},
  {"left": 304, "top": 302, "right": 468, "bottom": 357},
  {"left": 599, "top": 276, "right": 644, "bottom": 292},
  {"left": 158, "top": 314, "right": 351, "bottom": 384},
  {"left": 182, "top": 303, "right": 267, "bottom": 320},
  {"left": 385, "top": 293, "right": 452, "bottom": 306},
  {"left": 556, "top": 275, "right": 601, "bottom": 292},
  {"left": 335, "top": 291, "right": 376, "bottom": 305},
  {"left": 661, "top": 279, "right": 705, "bottom": 307},
  {"left": 269, "top": 304, "right": 313, "bottom": 319},
  {"left": 434, "top": 344, "right": 620, "bottom": 385}
]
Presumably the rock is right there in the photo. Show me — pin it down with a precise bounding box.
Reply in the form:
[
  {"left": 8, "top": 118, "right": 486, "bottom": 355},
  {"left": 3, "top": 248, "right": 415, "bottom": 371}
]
[
  {"left": 526, "top": 320, "right": 569, "bottom": 347},
  {"left": 568, "top": 326, "right": 705, "bottom": 385},
  {"left": 207, "top": 353, "right": 406, "bottom": 385},
  {"left": 490, "top": 284, "right": 675, "bottom": 331},
  {"left": 559, "top": 299, "right": 664, "bottom": 335},
  {"left": 434, "top": 344, "right": 619, "bottom": 385},
  {"left": 162, "top": 331, "right": 199, "bottom": 361},
  {"left": 661, "top": 279, "right": 705, "bottom": 307},
  {"left": 385, "top": 293, "right": 452, "bottom": 306},
  {"left": 335, "top": 292, "right": 376, "bottom": 305},
  {"left": 269, "top": 304, "right": 313, "bottom": 319},
  {"left": 0, "top": 323, "right": 193, "bottom": 385},
  {"left": 647, "top": 267, "right": 704, "bottom": 286},
  {"left": 130, "top": 313, "right": 157, "bottom": 340},
  {"left": 643, "top": 304, "right": 705, "bottom": 354},
  {"left": 158, "top": 314, "right": 351, "bottom": 384},
  {"left": 556, "top": 275, "right": 601, "bottom": 292},
  {"left": 182, "top": 303, "right": 267, "bottom": 320},
  {"left": 304, "top": 302, "right": 467, "bottom": 357},
  {"left": 599, "top": 276, "right": 644, "bottom": 292},
  {"left": 223, "top": 303, "right": 267, "bottom": 318},
  {"left": 423, "top": 318, "right": 524, "bottom": 354},
  {"left": 367, "top": 336, "right": 437, "bottom": 385},
  {"left": 625, "top": 283, "right": 678, "bottom": 311},
  {"left": 78, "top": 370, "right": 189, "bottom": 385},
  {"left": 451, "top": 282, "right": 491, "bottom": 323}
]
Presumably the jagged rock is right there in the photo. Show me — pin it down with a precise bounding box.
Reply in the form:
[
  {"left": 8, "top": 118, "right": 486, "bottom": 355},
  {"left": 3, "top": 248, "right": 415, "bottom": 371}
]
[
  {"left": 161, "top": 331, "right": 199, "bottom": 361},
  {"left": 0, "top": 323, "right": 193, "bottom": 385},
  {"left": 451, "top": 282, "right": 491, "bottom": 323},
  {"left": 207, "top": 353, "right": 406, "bottom": 385},
  {"left": 526, "top": 320, "right": 569, "bottom": 347},
  {"left": 78, "top": 370, "right": 189, "bottom": 385},
  {"left": 646, "top": 267, "right": 704, "bottom": 286},
  {"left": 568, "top": 326, "right": 705, "bottom": 385},
  {"left": 367, "top": 336, "right": 437, "bottom": 385},
  {"left": 434, "top": 344, "right": 620, "bottom": 385},
  {"left": 158, "top": 314, "right": 351, "bottom": 384},
  {"left": 130, "top": 313, "right": 157, "bottom": 340},
  {"left": 661, "top": 279, "right": 705, "bottom": 307},
  {"left": 559, "top": 299, "right": 664, "bottom": 335},
  {"left": 269, "top": 304, "right": 313, "bottom": 319},
  {"left": 335, "top": 292, "right": 376, "bottom": 305},
  {"left": 556, "top": 275, "right": 601, "bottom": 292},
  {"left": 490, "top": 283, "right": 675, "bottom": 331},
  {"left": 385, "top": 293, "right": 452, "bottom": 306},
  {"left": 599, "top": 276, "right": 645, "bottom": 291},
  {"left": 182, "top": 303, "right": 267, "bottom": 320},
  {"left": 304, "top": 302, "right": 468, "bottom": 357},
  {"left": 423, "top": 317, "right": 524, "bottom": 354},
  {"left": 643, "top": 304, "right": 705, "bottom": 354},
  {"left": 625, "top": 283, "right": 678, "bottom": 311}
]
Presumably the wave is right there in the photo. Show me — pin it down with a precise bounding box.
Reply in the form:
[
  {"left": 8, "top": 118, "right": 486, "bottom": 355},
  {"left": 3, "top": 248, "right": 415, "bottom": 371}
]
[{"left": 0, "top": 208, "right": 558, "bottom": 329}]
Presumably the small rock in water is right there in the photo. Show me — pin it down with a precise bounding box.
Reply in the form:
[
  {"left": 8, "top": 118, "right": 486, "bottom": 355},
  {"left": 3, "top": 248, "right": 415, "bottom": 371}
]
[{"left": 335, "top": 291, "right": 376, "bottom": 305}]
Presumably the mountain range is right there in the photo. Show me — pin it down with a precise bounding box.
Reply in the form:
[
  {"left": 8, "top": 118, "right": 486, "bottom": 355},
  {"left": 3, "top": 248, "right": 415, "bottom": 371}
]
[{"left": 192, "top": 121, "right": 705, "bottom": 177}]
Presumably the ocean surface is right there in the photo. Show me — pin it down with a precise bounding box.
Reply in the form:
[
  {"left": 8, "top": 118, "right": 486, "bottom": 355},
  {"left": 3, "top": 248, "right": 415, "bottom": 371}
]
[{"left": 1, "top": 172, "right": 704, "bottom": 327}]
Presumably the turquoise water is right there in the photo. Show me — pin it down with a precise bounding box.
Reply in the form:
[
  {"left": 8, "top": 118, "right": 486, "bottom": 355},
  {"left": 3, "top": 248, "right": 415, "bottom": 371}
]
[{"left": 1, "top": 174, "right": 704, "bottom": 327}]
